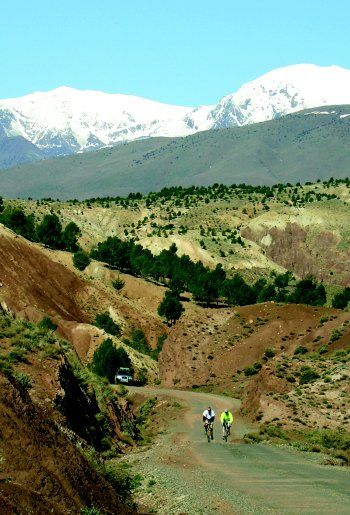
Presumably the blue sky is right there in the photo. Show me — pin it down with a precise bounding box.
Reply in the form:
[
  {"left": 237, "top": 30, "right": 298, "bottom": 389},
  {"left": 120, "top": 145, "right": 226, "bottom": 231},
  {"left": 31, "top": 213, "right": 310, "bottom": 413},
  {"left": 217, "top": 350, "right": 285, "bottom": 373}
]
[{"left": 1, "top": 0, "right": 350, "bottom": 105}]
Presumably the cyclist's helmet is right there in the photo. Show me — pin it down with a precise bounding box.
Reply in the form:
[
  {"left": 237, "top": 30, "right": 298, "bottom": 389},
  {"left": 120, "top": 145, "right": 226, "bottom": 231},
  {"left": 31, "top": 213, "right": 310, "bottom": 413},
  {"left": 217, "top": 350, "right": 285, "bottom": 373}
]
[{"left": 224, "top": 409, "right": 229, "bottom": 413}]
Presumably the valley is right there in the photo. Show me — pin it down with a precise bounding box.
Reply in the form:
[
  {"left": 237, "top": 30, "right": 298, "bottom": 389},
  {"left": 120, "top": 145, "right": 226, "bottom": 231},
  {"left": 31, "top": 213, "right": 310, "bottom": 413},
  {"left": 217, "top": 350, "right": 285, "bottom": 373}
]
[
  {"left": 0, "top": 179, "right": 349, "bottom": 513},
  {"left": 3, "top": 1, "right": 350, "bottom": 512}
]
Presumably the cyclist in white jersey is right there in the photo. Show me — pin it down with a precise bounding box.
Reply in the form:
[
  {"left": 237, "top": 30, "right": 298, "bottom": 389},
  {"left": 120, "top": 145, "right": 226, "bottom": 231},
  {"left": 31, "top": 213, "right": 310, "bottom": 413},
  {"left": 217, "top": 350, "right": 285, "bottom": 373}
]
[{"left": 202, "top": 406, "right": 215, "bottom": 440}]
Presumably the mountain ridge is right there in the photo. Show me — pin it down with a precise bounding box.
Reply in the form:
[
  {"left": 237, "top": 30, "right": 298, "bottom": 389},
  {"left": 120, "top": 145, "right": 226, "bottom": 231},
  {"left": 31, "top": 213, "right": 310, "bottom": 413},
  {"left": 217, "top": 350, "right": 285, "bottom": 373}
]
[
  {"left": 1, "top": 64, "right": 350, "bottom": 166},
  {"left": 1, "top": 104, "right": 350, "bottom": 199}
]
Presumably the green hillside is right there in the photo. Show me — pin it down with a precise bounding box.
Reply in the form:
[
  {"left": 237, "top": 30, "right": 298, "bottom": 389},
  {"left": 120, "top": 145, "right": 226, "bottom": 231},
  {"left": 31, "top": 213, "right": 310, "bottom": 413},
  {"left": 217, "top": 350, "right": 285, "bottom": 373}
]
[
  {"left": 1, "top": 106, "right": 350, "bottom": 199},
  {"left": 0, "top": 135, "right": 45, "bottom": 169}
]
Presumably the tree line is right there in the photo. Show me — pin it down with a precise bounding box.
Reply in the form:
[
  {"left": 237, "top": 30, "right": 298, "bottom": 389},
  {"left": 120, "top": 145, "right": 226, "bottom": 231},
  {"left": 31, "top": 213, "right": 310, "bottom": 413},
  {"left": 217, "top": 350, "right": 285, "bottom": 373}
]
[
  {"left": 64, "top": 177, "right": 349, "bottom": 208},
  {"left": 90, "top": 236, "right": 327, "bottom": 311},
  {"left": 0, "top": 202, "right": 80, "bottom": 252}
]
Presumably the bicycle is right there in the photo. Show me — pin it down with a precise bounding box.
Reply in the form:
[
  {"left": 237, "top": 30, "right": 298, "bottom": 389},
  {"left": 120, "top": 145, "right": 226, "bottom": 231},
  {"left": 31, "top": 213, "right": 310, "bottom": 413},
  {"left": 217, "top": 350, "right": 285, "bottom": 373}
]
[
  {"left": 204, "top": 421, "right": 214, "bottom": 442},
  {"left": 222, "top": 420, "right": 231, "bottom": 442}
]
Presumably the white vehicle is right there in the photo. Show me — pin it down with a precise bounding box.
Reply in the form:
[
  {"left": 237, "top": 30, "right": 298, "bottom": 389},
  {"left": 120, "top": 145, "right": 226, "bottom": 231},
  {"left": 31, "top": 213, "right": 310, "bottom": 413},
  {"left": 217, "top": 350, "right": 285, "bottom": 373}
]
[{"left": 115, "top": 367, "right": 133, "bottom": 384}]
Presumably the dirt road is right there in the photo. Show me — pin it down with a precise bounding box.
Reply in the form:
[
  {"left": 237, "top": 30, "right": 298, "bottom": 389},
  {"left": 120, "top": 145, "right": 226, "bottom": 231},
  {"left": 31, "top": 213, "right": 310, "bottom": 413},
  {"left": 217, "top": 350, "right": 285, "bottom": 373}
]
[{"left": 126, "top": 387, "right": 350, "bottom": 514}]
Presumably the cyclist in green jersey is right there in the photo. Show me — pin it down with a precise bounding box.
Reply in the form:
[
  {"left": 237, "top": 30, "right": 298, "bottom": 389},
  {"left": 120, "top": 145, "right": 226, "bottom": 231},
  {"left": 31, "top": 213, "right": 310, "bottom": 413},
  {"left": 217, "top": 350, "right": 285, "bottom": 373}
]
[{"left": 220, "top": 409, "right": 233, "bottom": 439}]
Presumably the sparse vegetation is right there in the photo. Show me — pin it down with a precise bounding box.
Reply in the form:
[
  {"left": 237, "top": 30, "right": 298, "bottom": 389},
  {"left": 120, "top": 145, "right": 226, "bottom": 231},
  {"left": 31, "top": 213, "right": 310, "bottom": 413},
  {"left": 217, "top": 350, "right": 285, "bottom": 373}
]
[{"left": 123, "top": 329, "right": 150, "bottom": 355}]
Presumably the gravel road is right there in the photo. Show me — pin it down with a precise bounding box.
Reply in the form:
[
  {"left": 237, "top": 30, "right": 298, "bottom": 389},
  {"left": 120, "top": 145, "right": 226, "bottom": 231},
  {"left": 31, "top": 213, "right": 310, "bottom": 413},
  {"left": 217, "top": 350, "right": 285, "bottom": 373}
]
[{"left": 125, "top": 387, "right": 350, "bottom": 514}]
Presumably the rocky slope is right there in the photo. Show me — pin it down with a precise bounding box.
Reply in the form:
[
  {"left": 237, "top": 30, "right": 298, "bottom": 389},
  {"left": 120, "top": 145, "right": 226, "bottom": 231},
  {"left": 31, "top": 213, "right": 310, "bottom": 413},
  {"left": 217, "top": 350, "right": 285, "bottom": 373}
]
[
  {"left": 0, "top": 224, "right": 161, "bottom": 378},
  {"left": 0, "top": 311, "right": 136, "bottom": 514}
]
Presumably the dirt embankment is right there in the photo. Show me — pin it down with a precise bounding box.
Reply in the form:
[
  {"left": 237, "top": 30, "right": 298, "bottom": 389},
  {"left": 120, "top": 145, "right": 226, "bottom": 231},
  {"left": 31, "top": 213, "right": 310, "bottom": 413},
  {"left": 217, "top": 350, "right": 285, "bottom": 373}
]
[
  {"left": 0, "top": 225, "right": 164, "bottom": 369},
  {"left": 159, "top": 301, "right": 350, "bottom": 393},
  {"left": 0, "top": 372, "right": 132, "bottom": 514},
  {"left": 0, "top": 226, "right": 88, "bottom": 323}
]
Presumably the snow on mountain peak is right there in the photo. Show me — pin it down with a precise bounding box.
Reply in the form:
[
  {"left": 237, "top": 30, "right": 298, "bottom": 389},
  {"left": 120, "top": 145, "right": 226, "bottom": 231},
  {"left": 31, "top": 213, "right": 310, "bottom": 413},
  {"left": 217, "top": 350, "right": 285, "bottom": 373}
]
[
  {"left": 208, "top": 63, "right": 350, "bottom": 128},
  {"left": 1, "top": 64, "right": 350, "bottom": 156}
]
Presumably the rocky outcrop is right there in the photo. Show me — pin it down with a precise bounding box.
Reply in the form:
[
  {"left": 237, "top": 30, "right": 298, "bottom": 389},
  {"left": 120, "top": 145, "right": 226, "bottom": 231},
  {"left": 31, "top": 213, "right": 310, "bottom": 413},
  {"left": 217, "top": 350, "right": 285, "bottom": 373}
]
[
  {"left": 242, "top": 222, "right": 350, "bottom": 286},
  {"left": 55, "top": 357, "right": 139, "bottom": 451}
]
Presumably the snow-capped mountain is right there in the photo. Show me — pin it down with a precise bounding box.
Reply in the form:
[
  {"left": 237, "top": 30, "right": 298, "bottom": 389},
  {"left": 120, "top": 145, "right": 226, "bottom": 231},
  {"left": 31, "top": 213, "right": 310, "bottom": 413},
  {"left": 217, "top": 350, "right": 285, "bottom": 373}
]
[
  {"left": 1, "top": 64, "right": 350, "bottom": 159},
  {"left": 0, "top": 88, "right": 204, "bottom": 157},
  {"left": 208, "top": 64, "right": 350, "bottom": 128}
]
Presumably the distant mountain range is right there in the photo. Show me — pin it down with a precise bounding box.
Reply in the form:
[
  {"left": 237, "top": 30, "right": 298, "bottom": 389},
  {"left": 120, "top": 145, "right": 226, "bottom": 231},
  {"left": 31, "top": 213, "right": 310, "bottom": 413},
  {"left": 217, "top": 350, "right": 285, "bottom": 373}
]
[
  {"left": 1, "top": 64, "right": 350, "bottom": 168},
  {"left": 1, "top": 105, "right": 349, "bottom": 199}
]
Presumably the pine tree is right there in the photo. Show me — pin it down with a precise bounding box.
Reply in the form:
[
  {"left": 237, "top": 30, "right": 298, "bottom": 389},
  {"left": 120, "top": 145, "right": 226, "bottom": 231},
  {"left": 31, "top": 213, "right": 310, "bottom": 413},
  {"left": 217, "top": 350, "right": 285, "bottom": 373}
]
[
  {"left": 158, "top": 291, "right": 184, "bottom": 326},
  {"left": 36, "top": 214, "right": 63, "bottom": 249},
  {"left": 61, "top": 221, "right": 81, "bottom": 252},
  {"left": 73, "top": 249, "right": 91, "bottom": 271}
]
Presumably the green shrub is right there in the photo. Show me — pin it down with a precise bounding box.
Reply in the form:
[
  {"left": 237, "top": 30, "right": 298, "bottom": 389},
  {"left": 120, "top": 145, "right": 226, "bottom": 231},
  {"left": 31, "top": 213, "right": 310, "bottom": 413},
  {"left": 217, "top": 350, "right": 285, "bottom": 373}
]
[
  {"left": 80, "top": 448, "right": 136, "bottom": 508},
  {"left": 262, "top": 424, "right": 286, "bottom": 439},
  {"left": 136, "top": 397, "right": 157, "bottom": 425},
  {"left": 95, "top": 312, "right": 121, "bottom": 336},
  {"left": 243, "top": 432, "right": 264, "bottom": 443},
  {"left": 299, "top": 366, "right": 320, "bottom": 384},
  {"left": 112, "top": 276, "right": 125, "bottom": 291},
  {"left": 330, "top": 329, "right": 341, "bottom": 343},
  {"left": 309, "top": 429, "right": 350, "bottom": 451},
  {"left": 151, "top": 333, "right": 167, "bottom": 360},
  {"left": 12, "top": 371, "right": 32, "bottom": 390},
  {"left": 264, "top": 348, "right": 276, "bottom": 359},
  {"left": 38, "top": 316, "right": 57, "bottom": 332},
  {"left": 294, "top": 345, "right": 308, "bottom": 355},
  {"left": 0, "top": 357, "right": 13, "bottom": 376},
  {"left": 243, "top": 362, "right": 262, "bottom": 376},
  {"left": 123, "top": 329, "right": 149, "bottom": 355},
  {"left": 81, "top": 508, "right": 100, "bottom": 515}
]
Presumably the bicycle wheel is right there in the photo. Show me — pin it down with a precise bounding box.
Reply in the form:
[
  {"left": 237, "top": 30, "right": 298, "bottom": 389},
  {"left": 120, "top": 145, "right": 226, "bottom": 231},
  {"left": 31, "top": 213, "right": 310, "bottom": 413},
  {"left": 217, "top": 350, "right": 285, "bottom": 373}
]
[{"left": 207, "top": 427, "right": 211, "bottom": 443}]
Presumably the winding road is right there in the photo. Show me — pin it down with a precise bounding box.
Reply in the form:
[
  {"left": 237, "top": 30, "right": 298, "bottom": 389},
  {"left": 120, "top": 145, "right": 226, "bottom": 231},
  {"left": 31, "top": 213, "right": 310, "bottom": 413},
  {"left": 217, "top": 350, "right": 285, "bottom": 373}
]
[{"left": 127, "top": 387, "right": 350, "bottom": 514}]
